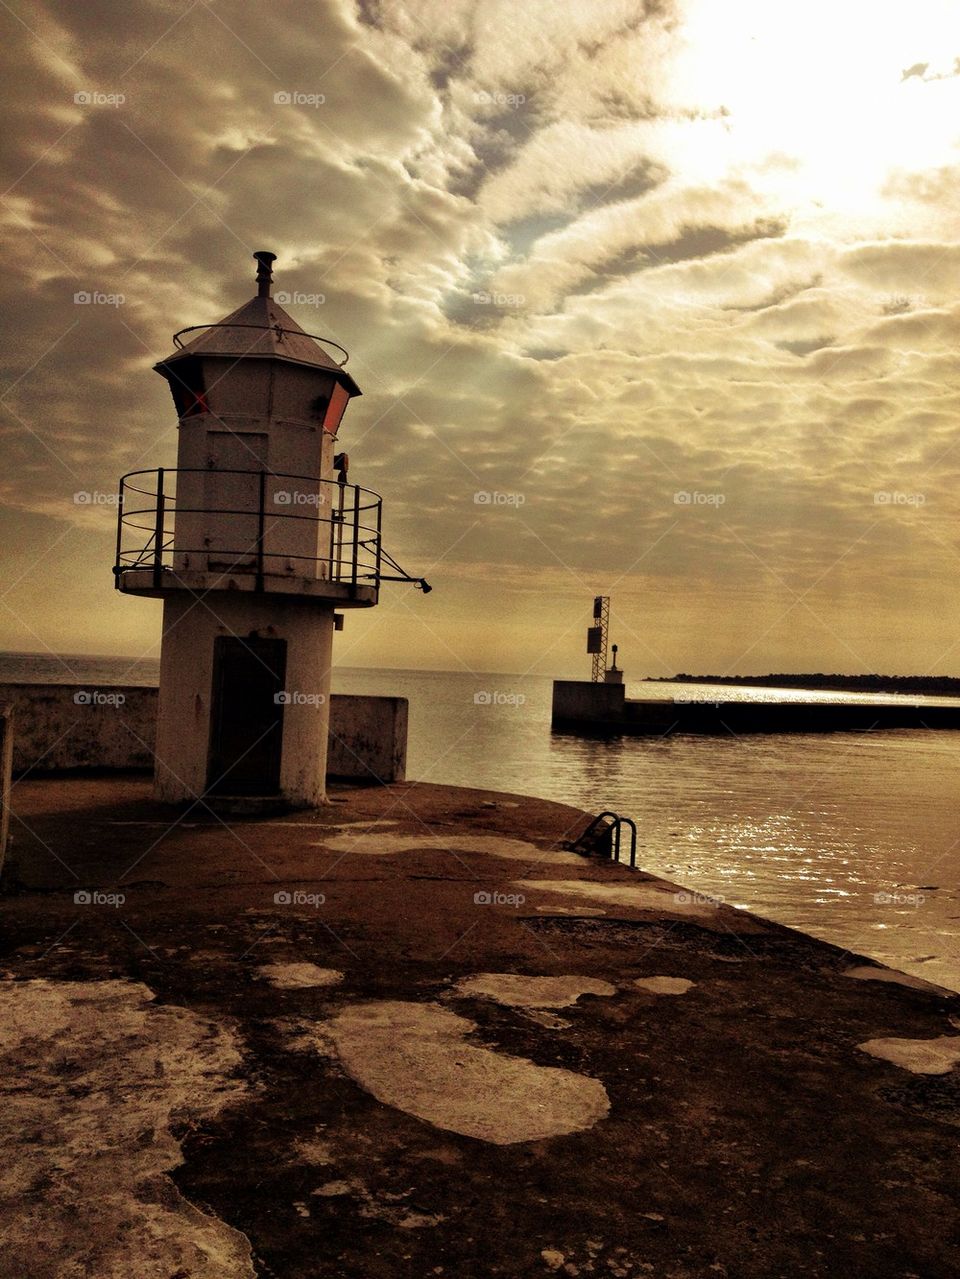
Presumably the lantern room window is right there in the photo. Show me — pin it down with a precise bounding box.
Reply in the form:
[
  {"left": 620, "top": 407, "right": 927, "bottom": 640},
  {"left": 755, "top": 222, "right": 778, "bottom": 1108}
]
[
  {"left": 169, "top": 358, "right": 209, "bottom": 418},
  {"left": 312, "top": 381, "right": 351, "bottom": 435}
]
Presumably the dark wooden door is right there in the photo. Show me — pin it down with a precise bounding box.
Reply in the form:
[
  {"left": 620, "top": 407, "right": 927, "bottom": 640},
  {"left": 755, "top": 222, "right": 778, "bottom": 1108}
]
[{"left": 207, "top": 636, "right": 286, "bottom": 794}]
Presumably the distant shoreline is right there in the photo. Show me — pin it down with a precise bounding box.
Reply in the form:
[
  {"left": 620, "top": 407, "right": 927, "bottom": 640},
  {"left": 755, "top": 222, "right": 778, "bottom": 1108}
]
[{"left": 647, "top": 673, "right": 960, "bottom": 696}]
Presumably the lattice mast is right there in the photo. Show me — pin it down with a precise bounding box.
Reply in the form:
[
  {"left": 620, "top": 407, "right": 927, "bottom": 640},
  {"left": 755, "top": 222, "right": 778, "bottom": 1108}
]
[{"left": 586, "top": 595, "right": 609, "bottom": 683}]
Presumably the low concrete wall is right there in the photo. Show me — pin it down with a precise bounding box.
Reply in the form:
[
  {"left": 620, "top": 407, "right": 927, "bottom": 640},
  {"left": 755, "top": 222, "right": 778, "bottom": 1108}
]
[
  {"left": 552, "top": 679, "right": 626, "bottom": 729},
  {"left": 0, "top": 705, "right": 12, "bottom": 872},
  {"left": 328, "top": 693, "right": 407, "bottom": 784},
  {"left": 1, "top": 683, "right": 407, "bottom": 784},
  {"left": 6, "top": 685, "right": 158, "bottom": 773}
]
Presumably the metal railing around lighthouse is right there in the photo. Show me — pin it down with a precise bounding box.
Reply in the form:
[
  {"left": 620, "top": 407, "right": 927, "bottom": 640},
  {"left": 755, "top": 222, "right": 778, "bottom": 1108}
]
[{"left": 112, "top": 467, "right": 383, "bottom": 593}]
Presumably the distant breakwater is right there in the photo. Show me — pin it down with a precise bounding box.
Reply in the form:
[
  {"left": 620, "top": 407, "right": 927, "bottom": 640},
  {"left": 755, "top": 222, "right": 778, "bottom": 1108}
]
[
  {"left": 649, "top": 674, "right": 960, "bottom": 698},
  {"left": 551, "top": 679, "right": 960, "bottom": 736}
]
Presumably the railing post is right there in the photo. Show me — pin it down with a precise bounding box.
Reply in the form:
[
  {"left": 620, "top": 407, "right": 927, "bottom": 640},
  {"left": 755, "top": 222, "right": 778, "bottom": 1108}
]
[
  {"left": 334, "top": 476, "right": 345, "bottom": 581},
  {"left": 114, "top": 477, "right": 125, "bottom": 587},
  {"left": 376, "top": 496, "right": 382, "bottom": 593},
  {"left": 351, "top": 485, "right": 360, "bottom": 586},
  {"left": 256, "top": 469, "right": 266, "bottom": 592},
  {"left": 153, "top": 468, "right": 165, "bottom": 589}
]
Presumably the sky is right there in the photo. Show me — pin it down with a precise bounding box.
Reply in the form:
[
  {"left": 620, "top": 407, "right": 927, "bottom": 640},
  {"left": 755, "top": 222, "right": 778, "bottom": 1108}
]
[{"left": 2, "top": 0, "right": 960, "bottom": 679}]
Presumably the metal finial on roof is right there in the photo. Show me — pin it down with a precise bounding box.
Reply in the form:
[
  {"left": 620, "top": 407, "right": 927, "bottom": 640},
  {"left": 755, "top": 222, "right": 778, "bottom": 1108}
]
[{"left": 253, "top": 250, "right": 277, "bottom": 298}]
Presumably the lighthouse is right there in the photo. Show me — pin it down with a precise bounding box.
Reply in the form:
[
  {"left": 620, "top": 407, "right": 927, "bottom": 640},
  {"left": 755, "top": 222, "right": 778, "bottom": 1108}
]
[{"left": 114, "top": 251, "right": 403, "bottom": 809}]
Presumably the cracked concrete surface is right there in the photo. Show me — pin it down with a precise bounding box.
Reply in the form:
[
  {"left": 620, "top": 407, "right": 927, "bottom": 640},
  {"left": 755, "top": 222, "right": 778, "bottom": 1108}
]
[
  {"left": 453, "top": 972, "right": 617, "bottom": 1008},
  {"left": 0, "top": 979, "right": 252, "bottom": 1279},
  {"left": 324, "top": 1000, "right": 610, "bottom": 1144},
  {"left": 258, "top": 962, "right": 345, "bottom": 989},
  {"left": 842, "top": 965, "right": 953, "bottom": 996},
  {"left": 7, "top": 777, "right": 960, "bottom": 1278},
  {"left": 317, "top": 831, "right": 586, "bottom": 866},
  {"left": 634, "top": 976, "right": 696, "bottom": 996},
  {"left": 858, "top": 1034, "right": 960, "bottom": 1075},
  {"left": 515, "top": 878, "right": 725, "bottom": 919}
]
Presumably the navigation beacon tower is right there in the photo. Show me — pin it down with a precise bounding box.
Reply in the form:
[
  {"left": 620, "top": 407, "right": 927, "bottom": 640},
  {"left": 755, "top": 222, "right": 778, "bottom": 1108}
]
[{"left": 114, "top": 251, "right": 421, "bottom": 808}]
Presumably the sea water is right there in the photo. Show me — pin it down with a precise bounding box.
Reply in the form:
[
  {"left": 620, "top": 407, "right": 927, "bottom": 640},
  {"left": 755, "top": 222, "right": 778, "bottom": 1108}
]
[{"left": 5, "top": 654, "right": 960, "bottom": 992}]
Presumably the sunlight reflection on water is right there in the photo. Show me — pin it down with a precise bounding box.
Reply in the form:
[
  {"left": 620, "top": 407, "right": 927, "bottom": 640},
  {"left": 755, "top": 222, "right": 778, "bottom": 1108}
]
[
  {"left": 335, "top": 670, "right": 960, "bottom": 993},
  {"left": 7, "top": 654, "right": 960, "bottom": 993}
]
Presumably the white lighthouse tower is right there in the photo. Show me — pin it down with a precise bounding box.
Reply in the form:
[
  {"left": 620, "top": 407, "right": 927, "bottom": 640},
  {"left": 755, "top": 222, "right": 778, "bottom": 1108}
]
[{"left": 115, "top": 251, "right": 391, "bottom": 809}]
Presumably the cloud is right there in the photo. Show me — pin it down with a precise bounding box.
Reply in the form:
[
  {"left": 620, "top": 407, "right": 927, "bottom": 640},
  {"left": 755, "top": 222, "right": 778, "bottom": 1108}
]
[
  {"left": 2, "top": 0, "right": 960, "bottom": 677},
  {"left": 839, "top": 241, "right": 960, "bottom": 297},
  {"left": 901, "top": 56, "right": 960, "bottom": 82}
]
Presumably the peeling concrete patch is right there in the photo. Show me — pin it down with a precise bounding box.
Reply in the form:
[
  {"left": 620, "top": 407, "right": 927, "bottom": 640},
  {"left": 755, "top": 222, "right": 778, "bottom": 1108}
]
[
  {"left": 293, "top": 1134, "right": 335, "bottom": 1166},
  {"left": 858, "top": 1035, "right": 960, "bottom": 1075},
  {"left": 535, "top": 905, "right": 607, "bottom": 917},
  {"left": 842, "top": 965, "right": 953, "bottom": 996},
  {"left": 454, "top": 973, "right": 616, "bottom": 1008},
  {"left": 318, "top": 832, "right": 585, "bottom": 866},
  {"left": 315, "top": 1179, "right": 354, "bottom": 1197},
  {"left": 325, "top": 1000, "right": 610, "bottom": 1144},
  {"left": 327, "top": 819, "right": 402, "bottom": 831},
  {"left": 397, "top": 1210, "right": 444, "bottom": 1229},
  {"left": 634, "top": 976, "right": 696, "bottom": 996},
  {"left": 0, "top": 978, "right": 252, "bottom": 1278},
  {"left": 268, "top": 1018, "right": 337, "bottom": 1056},
  {"left": 521, "top": 1009, "right": 572, "bottom": 1030},
  {"left": 516, "top": 879, "right": 724, "bottom": 919},
  {"left": 258, "top": 963, "right": 344, "bottom": 990},
  {"left": 311, "top": 1175, "right": 443, "bottom": 1228},
  {"left": 545, "top": 1239, "right": 654, "bottom": 1276}
]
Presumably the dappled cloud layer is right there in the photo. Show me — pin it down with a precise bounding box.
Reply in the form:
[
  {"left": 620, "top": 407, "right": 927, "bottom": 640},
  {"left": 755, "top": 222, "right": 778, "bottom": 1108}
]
[{"left": 3, "top": 0, "right": 960, "bottom": 674}]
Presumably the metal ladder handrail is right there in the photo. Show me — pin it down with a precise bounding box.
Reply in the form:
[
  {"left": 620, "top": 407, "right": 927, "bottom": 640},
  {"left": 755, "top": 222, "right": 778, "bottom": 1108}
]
[{"left": 574, "top": 809, "right": 638, "bottom": 869}]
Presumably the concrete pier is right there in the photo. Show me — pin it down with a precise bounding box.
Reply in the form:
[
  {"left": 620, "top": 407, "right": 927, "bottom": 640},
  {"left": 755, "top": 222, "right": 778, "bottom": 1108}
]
[
  {"left": 3, "top": 776, "right": 960, "bottom": 1277},
  {"left": 0, "top": 705, "right": 11, "bottom": 873},
  {"left": 552, "top": 678, "right": 960, "bottom": 734}
]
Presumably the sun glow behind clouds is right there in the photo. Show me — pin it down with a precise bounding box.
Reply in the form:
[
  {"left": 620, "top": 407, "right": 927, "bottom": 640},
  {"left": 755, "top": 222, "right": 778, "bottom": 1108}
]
[
  {"left": 674, "top": 0, "right": 960, "bottom": 215},
  {"left": 6, "top": 0, "right": 960, "bottom": 673}
]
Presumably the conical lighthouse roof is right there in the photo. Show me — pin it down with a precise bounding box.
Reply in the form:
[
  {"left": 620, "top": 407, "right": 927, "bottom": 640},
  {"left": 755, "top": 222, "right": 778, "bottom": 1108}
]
[{"left": 154, "top": 257, "right": 360, "bottom": 396}]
